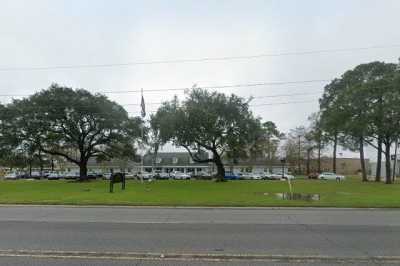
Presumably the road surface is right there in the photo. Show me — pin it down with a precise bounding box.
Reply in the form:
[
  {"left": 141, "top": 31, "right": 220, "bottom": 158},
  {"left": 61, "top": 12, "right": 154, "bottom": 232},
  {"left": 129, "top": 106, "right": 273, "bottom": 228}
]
[{"left": 0, "top": 206, "right": 399, "bottom": 265}]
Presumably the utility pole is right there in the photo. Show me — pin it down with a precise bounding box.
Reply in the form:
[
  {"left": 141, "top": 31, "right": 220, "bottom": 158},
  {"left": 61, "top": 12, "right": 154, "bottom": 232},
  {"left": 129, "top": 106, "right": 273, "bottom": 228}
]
[
  {"left": 394, "top": 58, "right": 400, "bottom": 182},
  {"left": 393, "top": 140, "right": 399, "bottom": 182},
  {"left": 298, "top": 135, "right": 301, "bottom": 174},
  {"left": 140, "top": 88, "right": 146, "bottom": 183}
]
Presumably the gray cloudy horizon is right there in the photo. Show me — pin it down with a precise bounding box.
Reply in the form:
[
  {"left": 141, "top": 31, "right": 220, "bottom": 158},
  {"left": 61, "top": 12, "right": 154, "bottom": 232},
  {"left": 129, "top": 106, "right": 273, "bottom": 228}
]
[{"left": 1, "top": 0, "right": 400, "bottom": 160}]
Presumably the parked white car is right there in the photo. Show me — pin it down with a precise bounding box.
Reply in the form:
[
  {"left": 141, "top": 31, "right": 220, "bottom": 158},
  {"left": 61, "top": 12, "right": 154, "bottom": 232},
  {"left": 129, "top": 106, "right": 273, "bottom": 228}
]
[
  {"left": 240, "top": 172, "right": 253, "bottom": 180},
  {"left": 65, "top": 171, "right": 80, "bottom": 179},
  {"left": 241, "top": 172, "right": 263, "bottom": 180},
  {"left": 30, "top": 171, "right": 42, "bottom": 179},
  {"left": 173, "top": 172, "right": 191, "bottom": 180},
  {"left": 196, "top": 171, "right": 211, "bottom": 177},
  {"left": 125, "top": 173, "right": 135, "bottom": 179},
  {"left": 47, "top": 172, "right": 60, "bottom": 180},
  {"left": 158, "top": 172, "right": 170, "bottom": 179},
  {"left": 137, "top": 172, "right": 153, "bottom": 180},
  {"left": 251, "top": 172, "right": 266, "bottom": 180},
  {"left": 270, "top": 172, "right": 295, "bottom": 180},
  {"left": 261, "top": 172, "right": 274, "bottom": 180},
  {"left": 102, "top": 173, "right": 112, "bottom": 180},
  {"left": 318, "top": 172, "right": 345, "bottom": 181},
  {"left": 4, "top": 172, "right": 18, "bottom": 180}
]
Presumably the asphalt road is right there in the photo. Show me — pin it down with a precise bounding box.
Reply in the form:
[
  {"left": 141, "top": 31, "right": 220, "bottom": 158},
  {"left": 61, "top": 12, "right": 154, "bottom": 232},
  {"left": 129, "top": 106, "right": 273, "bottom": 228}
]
[
  {"left": 0, "top": 257, "right": 389, "bottom": 266},
  {"left": 0, "top": 206, "right": 399, "bottom": 265}
]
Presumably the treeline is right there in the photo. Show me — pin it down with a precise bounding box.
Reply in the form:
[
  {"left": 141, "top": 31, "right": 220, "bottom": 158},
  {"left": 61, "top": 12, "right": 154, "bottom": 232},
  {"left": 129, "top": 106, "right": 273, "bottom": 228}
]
[
  {"left": 315, "top": 61, "right": 400, "bottom": 184},
  {"left": 0, "top": 84, "right": 143, "bottom": 180},
  {"left": 1, "top": 60, "right": 399, "bottom": 183},
  {"left": 0, "top": 85, "right": 275, "bottom": 181}
]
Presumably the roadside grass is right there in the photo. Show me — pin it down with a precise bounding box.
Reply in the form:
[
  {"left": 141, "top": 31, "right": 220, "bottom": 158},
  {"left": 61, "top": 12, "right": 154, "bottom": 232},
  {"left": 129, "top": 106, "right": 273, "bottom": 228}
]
[{"left": 0, "top": 177, "right": 399, "bottom": 207}]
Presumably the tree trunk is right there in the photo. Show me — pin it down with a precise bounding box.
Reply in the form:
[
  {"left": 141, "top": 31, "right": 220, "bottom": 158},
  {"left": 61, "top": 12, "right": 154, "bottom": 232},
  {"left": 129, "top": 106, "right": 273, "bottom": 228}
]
[
  {"left": 297, "top": 135, "right": 301, "bottom": 174},
  {"left": 39, "top": 164, "right": 43, "bottom": 179},
  {"left": 393, "top": 139, "right": 398, "bottom": 182},
  {"left": 213, "top": 152, "right": 225, "bottom": 182},
  {"left": 359, "top": 137, "right": 367, "bottom": 182},
  {"left": 332, "top": 133, "right": 338, "bottom": 173},
  {"left": 79, "top": 161, "right": 88, "bottom": 181},
  {"left": 317, "top": 139, "right": 321, "bottom": 173},
  {"left": 306, "top": 149, "right": 311, "bottom": 175},
  {"left": 376, "top": 137, "right": 382, "bottom": 182},
  {"left": 268, "top": 148, "right": 273, "bottom": 173},
  {"left": 384, "top": 142, "right": 392, "bottom": 184},
  {"left": 29, "top": 160, "right": 32, "bottom": 177},
  {"left": 38, "top": 153, "right": 43, "bottom": 179}
]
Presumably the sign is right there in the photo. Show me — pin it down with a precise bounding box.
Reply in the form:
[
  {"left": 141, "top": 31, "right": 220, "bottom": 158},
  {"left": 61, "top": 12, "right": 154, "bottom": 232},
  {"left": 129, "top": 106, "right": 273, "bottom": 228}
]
[{"left": 109, "top": 172, "right": 126, "bottom": 193}]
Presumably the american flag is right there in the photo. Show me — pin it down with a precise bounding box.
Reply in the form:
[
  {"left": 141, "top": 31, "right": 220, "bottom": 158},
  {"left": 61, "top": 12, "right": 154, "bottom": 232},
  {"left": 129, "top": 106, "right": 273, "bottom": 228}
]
[{"left": 140, "top": 88, "right": 146, "bottom": 118}]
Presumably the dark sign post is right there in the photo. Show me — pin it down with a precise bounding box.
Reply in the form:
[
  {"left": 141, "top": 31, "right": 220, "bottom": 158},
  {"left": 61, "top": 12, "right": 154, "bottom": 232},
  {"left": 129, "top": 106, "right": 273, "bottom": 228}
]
[
  {"left": 280, "top": 158, "right": 286, "bottom": 179},
  {"left": 109, "top": 172, "right": 126, "bottom": 193}
]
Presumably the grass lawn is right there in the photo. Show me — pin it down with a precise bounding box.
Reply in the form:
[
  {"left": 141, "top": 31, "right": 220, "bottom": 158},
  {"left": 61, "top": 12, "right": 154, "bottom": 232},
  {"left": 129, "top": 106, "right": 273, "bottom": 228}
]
[{"left": 0, "top": 177, "right": 399, "bottom": 207}]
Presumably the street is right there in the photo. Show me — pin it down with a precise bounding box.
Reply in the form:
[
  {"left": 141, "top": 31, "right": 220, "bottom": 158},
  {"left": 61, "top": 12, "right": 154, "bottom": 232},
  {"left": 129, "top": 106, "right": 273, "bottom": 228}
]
[{"left": 0, "top": 206, "right": 399, "bottom": 265}]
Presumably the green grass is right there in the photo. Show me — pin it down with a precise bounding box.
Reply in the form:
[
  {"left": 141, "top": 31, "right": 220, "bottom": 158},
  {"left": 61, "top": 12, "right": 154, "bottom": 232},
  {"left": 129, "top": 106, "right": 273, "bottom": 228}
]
[{"left": 0, "top": 177, "right": 399, "bottom": 207}]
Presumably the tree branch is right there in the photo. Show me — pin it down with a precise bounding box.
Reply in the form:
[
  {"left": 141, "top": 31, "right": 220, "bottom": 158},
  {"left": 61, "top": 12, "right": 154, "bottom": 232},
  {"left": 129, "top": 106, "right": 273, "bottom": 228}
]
[
  {"left": 182, "top": 144, "right": 214, "bottom": 163},
  {"left": 39, "top": 147, "right": 79, "bottom": 165}
]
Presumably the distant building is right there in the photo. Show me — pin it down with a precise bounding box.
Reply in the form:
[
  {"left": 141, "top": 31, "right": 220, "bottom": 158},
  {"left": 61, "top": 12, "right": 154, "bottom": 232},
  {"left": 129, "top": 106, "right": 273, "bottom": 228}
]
[
  {"left": 316, "top": 157, "right": 370, "bottom": 175},
  {"left": 143, "top": 152, "right": 210, "bottom": 175},
  {"left": 219, "top": 157, "right": 286, "bottom": 174},
  {"left": 50, "top": 152, "right": 371, "bottom": 176},
  {"left": 286, "top": 157, "right": 370, "bottom": 175},
  {"left": 61, "top": 158, "right": 141, "bottom": 174},
  {"left": 370, "top": 159, "right": 400, "bottom": 179}
]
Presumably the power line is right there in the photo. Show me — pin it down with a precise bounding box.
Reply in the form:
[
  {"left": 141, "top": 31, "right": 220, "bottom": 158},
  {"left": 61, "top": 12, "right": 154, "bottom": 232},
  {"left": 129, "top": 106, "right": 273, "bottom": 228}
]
[
  {"left": 0, "top": 79, "right": 329, "bottom": 97},
  {"left": 0, "top": 100, "right": 318, "bottom": 118},
  {"left": 252, "top": 91, "right": 322, "bottom": 99},
  {"left": 0, "top": 44, "right": 399, "bottom": 71},
  {"left": 122, "top": 91, "right": 323, "bottom": 106},
  {"left": 251, "top": 100, "right": 316, "bottom": 107},
  {"left": 102, "top": 79, "right": 329, "bottom": 93}
]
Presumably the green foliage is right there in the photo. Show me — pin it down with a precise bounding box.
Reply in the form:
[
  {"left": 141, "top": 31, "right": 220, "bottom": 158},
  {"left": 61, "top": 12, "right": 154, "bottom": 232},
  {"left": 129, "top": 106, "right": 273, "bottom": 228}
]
[
  {"left": 1, "top": 84, "right": 143, "bottom": 177},
  {"left": 151, "top": 88, "right": 264, "bottom": 180},
  {"left": 247, "top": 121, "right": 283, "bottom": 170},
  {"left": 283, "top": 126, "right": 315, "bottom": 173},
  {"left": 319, "top": 61, "right": 400, "bottom": 183}
]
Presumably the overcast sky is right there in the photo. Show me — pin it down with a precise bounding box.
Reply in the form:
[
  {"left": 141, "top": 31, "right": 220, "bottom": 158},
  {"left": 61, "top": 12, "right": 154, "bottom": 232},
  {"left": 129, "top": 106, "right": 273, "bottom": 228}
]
[{"left": 1, "top": 0, "right": 400, "bottom": 159}]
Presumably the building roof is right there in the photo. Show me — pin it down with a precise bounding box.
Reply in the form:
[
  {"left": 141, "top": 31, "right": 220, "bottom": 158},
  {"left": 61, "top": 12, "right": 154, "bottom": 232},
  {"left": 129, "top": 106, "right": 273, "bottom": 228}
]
[
  {"left": 63, "top": 157, "right": 141, "bottom": 168},
  {"left": 143, "top": 152, "right": 209, "bottom": 166}
]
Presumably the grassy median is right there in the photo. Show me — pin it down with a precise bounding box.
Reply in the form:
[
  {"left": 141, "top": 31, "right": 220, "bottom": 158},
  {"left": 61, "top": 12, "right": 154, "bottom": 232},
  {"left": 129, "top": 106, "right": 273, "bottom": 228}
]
[{"left": 0, "top": 177, "right": 399, "bottom": 207}]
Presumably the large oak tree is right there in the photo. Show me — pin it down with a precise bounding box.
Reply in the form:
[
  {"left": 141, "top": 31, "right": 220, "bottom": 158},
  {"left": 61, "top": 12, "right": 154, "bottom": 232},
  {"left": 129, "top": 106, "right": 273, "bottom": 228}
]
[
  {"left": 151, "top": 88, "right": 264, "bottom": 181},
  {"left": 3, "top": 84, "right": 143, "bottom": 179}
]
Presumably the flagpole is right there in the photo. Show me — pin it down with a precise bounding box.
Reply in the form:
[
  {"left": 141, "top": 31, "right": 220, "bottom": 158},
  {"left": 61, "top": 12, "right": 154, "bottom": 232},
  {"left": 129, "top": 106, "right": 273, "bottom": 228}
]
[{"left": 140, "top": 88, "right": 145, "bottom": 183}]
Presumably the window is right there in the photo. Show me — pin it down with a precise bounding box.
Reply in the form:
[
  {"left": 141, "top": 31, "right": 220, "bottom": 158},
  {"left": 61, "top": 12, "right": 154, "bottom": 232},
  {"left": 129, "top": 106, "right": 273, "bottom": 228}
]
[
  {"left": 156, "top": 157, "right": 162, "bottom": 164},
  {"left": 172, "top": 157, "right": 178, "bottom": 164}
]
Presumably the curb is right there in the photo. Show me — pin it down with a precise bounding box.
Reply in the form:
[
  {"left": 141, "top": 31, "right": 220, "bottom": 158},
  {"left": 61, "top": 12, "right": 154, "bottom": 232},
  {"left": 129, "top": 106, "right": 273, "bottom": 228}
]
[
  {"left": 0, "top": 249, "right": 399, "bottom": 263},
  {"left": 0, "top": 204, "right": 399, "bottom": 210}
]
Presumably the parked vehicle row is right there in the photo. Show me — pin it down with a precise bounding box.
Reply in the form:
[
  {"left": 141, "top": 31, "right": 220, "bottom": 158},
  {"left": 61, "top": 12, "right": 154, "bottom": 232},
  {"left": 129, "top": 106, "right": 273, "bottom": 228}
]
[
  {"left": 2, "top": 170, "right": 346, "bottom": 181},
  {"left": 136, "top": 171, "right": 192, "bottom": 180},
  {"left": 307, "top": 172, "right": 346, "bottom": 181},
  {"left": 2, "top": 171, "right": 104, "bottom": 180},
  {"left": 224, "top": 171, "right": 295, "bottom": 180},
  {"left": 317, "top": 172, "right": 346, "bottom": 181}
]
